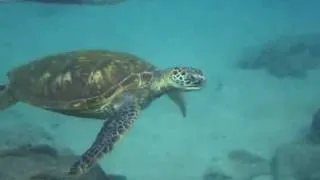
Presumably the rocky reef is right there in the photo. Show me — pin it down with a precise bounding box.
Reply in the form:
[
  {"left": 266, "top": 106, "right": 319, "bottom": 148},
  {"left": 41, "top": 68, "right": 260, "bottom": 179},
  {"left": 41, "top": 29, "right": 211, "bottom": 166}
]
[
  {"left": 0, "top": 144, "right": 127, "bottom": 180},
  {"left": 0, "top": 121, "right": 54, "bottom": 149},
  {"left": 202, "top": 144, "right": 320, "bottom": 180},
  {"left": 237, "top": 33, "right": 320, "bottom": 79},
  {"left": 1, "top": 0, "right": 127, "bottom": 5},
  {"left": 203, "top": 149, "right": 271, "bottom": 180},
  {"left": 271, "top": 143, "right": 320, "bottom": 180}
]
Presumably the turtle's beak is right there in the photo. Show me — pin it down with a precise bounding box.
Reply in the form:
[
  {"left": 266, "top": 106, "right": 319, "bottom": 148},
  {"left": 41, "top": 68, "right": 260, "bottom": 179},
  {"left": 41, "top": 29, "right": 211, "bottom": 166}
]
[
  {"left": 186, "top": 74, "right": 206, "bottom": 90},
  {"left": 195, "top": 74, "right": 206, "bottom": 87}
]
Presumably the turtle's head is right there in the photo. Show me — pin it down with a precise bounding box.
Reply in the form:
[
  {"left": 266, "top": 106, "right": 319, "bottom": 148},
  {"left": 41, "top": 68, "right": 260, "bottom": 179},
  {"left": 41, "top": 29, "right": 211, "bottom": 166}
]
[{"left": 165, "top": 67, "right": 206, "bottom": 91}]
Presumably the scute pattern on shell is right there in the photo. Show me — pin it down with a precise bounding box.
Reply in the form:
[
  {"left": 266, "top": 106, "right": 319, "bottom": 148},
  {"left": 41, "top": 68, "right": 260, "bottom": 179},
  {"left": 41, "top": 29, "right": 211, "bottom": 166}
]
[{"left": 7, "top": 50, "right": 155, "bottom": 108}]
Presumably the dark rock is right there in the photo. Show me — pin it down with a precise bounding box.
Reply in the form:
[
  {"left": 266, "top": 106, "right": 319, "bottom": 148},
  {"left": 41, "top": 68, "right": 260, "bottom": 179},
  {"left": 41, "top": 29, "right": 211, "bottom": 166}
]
[
  {"left": 0, "top": 122, "right": 54, "bottom": 149},
  {"left": 308, "top": 108, "right": 320, "bottom": 144},
  {"left": 237, "top": 33, "right": 320, "bottom": 79},
  {"left": 0, "top": 144, "right": 127, "bottom": 180},
  {"left": 202, "top": 170, "right": 232, "bottom": 180},
  {"left": 311, "top": 108, "right": 320, "bottom": 134},
  {"left": 271, "top": 143, "right": 320, "bottom": 180},
  {"left": 0, "top": 0, "right": 127, "bottom": 5},
  {"left": 309, "top": 44, "right": 320, "bottom": 57},
  {"left": 203, "top": 149, "right": 270, "bottom": 180}
]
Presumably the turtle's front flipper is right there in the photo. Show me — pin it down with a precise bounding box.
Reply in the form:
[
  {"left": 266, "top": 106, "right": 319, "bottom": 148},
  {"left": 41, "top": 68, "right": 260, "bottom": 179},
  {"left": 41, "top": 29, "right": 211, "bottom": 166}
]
[
  {"left": 0, "top": 84, "right": 17, "bottom": 110},
  {"left": 167, "top": 91, "right": 186, "bottom": 117},
  {"left": 68, "top": 95, "right": 140, "bottom": 177}
]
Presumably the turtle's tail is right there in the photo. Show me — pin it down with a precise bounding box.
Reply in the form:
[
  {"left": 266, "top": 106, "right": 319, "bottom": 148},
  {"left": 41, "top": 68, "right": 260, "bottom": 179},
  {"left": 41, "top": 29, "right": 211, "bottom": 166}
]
[{"left": 0, "top": 84, "right": 17, "bottom": 110}]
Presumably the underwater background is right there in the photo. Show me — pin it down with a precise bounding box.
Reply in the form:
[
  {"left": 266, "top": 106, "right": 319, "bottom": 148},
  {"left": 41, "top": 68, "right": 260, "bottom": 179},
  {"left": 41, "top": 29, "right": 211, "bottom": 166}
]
[{"left": 1, "top": 0, "right": 320, "bottom": 180}]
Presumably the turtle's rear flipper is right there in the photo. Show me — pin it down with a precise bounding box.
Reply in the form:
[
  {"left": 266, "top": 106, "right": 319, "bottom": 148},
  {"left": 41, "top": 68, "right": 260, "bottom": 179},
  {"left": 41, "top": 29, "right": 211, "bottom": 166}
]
[{"left": 0, "top": 84, "right": 17, "bottom": 110}]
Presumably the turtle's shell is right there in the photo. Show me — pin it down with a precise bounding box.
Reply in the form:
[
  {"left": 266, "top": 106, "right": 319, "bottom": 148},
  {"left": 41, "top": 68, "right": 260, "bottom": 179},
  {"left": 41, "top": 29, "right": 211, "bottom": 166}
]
[{"left": 8, "top": 50, "right": 155, "bottom": 113}]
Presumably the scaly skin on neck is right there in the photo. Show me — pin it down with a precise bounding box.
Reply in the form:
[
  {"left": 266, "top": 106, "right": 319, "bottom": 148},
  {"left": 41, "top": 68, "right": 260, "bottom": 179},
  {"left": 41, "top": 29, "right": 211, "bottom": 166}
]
[{"left": 150, "top": 69, "right": 174, "bottom": 94}]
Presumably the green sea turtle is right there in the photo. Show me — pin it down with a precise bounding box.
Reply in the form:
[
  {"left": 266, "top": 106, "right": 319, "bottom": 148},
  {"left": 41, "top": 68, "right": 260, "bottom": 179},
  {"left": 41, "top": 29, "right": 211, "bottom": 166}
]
[{"left": 0, "top": 50, "right": 206, "bottom": 178}]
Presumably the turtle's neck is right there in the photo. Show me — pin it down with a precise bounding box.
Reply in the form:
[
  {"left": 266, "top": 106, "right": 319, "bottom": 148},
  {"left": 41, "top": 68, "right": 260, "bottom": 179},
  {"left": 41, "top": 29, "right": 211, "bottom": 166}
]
[{"left": 150, "top": 69, "right": 173, "bottom": 94}]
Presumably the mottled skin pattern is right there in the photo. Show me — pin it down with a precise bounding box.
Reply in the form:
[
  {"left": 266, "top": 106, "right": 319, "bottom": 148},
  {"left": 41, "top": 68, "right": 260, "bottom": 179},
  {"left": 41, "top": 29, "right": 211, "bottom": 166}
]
[
  {"left": 0, "top": 50, "right": 206, "bottom": 179},
  {"left": 8, "top": 50, "right": 156, "bottom": 119}
]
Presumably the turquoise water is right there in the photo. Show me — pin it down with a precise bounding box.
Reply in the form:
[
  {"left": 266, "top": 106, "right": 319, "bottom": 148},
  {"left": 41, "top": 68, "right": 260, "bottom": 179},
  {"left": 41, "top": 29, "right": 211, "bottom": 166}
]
[{"left": 1, "top": 0, "right": 320, "bottom": 180}]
